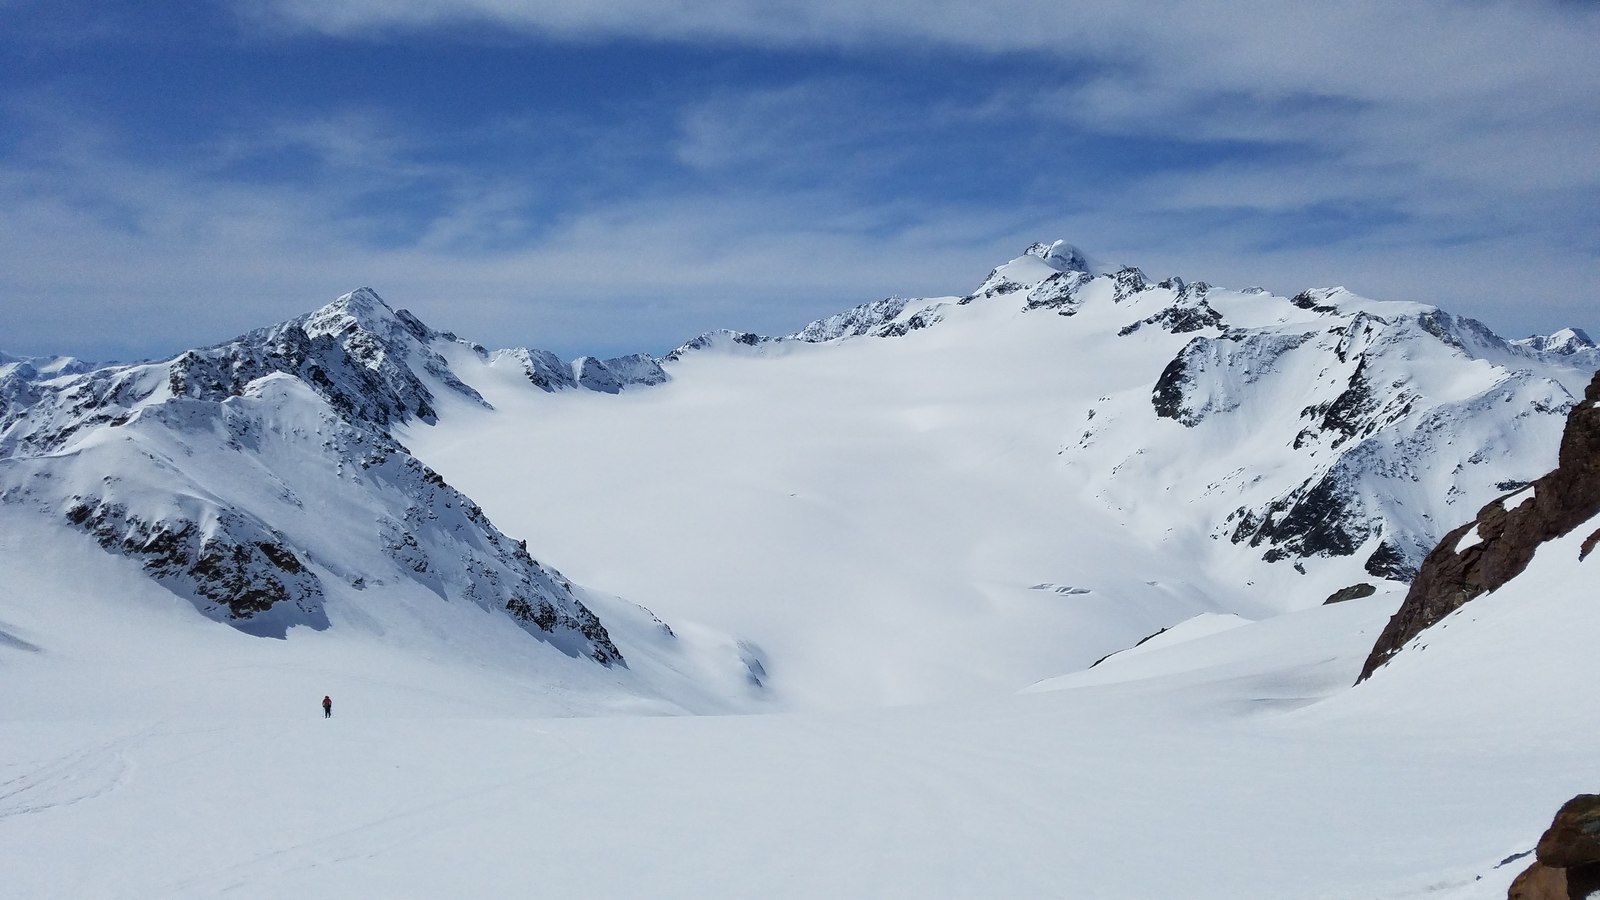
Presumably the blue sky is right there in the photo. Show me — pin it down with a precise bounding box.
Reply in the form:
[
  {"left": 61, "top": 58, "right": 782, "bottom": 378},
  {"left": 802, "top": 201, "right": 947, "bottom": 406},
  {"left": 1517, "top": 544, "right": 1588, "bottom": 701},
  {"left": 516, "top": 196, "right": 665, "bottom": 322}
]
[{"left": 1, "top": 0, "right": 1596, "bottom": 363}]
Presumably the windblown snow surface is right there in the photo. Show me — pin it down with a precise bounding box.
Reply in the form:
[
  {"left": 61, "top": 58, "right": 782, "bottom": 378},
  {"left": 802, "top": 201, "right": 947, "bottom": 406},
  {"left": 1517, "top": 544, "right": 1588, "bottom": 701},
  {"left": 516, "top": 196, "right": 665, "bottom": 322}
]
[
  {"left": 4, "top": 509, "right": 1595, "bottom": 899},
  {"left": 3, "top": 251, "right": 1597, "bottom": 898}
]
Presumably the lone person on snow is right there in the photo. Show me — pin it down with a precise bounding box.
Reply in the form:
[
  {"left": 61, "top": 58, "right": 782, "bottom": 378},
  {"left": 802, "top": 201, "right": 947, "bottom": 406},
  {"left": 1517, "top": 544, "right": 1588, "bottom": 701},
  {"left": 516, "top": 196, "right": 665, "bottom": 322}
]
[{"left": 322, "top": 695, "right": 333, "bottom": 718}]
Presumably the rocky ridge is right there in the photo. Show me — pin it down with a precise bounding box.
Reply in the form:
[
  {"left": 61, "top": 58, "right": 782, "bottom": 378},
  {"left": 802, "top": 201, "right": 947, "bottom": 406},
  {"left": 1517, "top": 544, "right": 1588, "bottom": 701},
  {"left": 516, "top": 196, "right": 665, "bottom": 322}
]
[
  {"left": 663, "top": 244, "right": 1597, "bottom": 584},
  {"left": 0, "top": 291, "right": 623, "bottom": 662},
  {"left": 1359, "top": 368, "right": 1600, "bottom": 680}
]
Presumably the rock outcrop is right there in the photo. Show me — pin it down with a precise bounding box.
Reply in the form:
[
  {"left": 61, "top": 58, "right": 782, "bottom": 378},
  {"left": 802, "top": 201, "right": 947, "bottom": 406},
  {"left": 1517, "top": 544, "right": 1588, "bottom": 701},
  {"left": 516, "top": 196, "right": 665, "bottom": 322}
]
[
  {"left": 64, "top": 497, "right": 327, "bottom": 637},
  {"left": 1359, "top": 369, "right": 1600, "bottom": 681},
  {"left": 1508, "top": 794, "right": 1600, "bottom": 899},
  {"left": 0, "top": 292, "right": 627, "bottom": 662},
  {"left": 1322, "top": 583, "right": 1377, "bottom": 605}
]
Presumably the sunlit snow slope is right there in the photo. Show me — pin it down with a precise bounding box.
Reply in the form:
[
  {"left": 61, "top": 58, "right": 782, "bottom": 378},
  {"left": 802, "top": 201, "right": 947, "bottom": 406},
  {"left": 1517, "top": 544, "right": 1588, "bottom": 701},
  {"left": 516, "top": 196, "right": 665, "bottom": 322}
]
[
  {"left": 2, "top": 504, "right": 1595, "bottom": 900},
  {"left": 404, "top": 243, "right": 1597, "bottom": 707}
]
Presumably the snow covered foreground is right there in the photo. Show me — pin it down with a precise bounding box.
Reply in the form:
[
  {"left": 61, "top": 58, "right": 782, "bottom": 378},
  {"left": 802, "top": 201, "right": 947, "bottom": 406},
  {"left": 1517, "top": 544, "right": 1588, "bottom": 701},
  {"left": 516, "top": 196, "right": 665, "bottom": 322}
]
[{"left": 3, "top": 507, "right": 1596, "bottom": 899}]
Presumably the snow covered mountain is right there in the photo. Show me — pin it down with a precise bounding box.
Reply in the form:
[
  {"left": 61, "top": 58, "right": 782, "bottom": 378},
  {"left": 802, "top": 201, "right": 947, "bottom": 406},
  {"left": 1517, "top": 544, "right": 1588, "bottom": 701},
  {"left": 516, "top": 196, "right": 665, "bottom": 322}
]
[
  {"left": 0, "top": 351, "right": 95, "bottom": 382},
  {"left": 1, "top": 244, "right": 1595, "bottom": 700},
  {"left": 404, "top": 241, "right": 1596, "bottom": 706},
  {"left": 0, "top": 290, "right": 621, "bottom": 660},
  {"left": 657, "top": 240, "right": 1596, "bottom": 582}
]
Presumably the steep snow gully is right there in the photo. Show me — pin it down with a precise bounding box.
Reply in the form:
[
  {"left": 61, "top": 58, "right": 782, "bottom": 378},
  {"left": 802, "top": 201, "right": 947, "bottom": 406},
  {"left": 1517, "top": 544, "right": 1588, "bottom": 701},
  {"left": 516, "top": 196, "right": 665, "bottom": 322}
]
[{"left": 1, "top": 242, "right": 1596, "bottom": 899}]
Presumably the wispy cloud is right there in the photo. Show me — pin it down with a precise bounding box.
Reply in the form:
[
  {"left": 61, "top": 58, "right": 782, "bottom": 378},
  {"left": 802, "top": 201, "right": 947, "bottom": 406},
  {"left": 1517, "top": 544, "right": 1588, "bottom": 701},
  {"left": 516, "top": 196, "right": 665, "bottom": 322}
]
[
  {"left": 0, "top": 91, "right": 1040, "bottom": 360},
  {"left": 258, "top": 1, "right": 1598, "bottom": 234},
  {"left": 0, "top": 0, "right": 1594, "bottom": 362}
]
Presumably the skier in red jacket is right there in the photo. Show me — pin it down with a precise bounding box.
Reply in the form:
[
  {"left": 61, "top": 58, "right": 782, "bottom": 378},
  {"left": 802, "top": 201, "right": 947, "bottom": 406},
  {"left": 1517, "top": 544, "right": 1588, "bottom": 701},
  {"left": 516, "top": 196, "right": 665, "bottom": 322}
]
[{"left": 322, "top": 695, "right": 332, "bottom": 718}]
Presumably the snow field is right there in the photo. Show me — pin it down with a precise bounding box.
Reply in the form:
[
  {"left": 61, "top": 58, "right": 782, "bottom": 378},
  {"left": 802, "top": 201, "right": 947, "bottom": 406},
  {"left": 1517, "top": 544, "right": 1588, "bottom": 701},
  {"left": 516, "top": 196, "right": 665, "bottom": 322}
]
[{"left": 5, "top": 549, "right": 1595, "bottom": 899}]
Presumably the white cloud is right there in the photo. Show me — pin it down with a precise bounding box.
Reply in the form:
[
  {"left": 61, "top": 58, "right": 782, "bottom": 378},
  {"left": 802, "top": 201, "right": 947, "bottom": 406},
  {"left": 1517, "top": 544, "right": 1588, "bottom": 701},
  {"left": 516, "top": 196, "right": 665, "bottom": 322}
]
[
  {"left": 249, "top": 0, "right": 1598, "bottom": 92},
  {"left": 243, "top": 1, "right": 1600, "bottom": 230},
  {"left": 4, "top": 2, "right": 1597, "bottom": 359},
  {"left": 0, "top": 97, "right": 1038, "bottom": 360},
  {"left": 3, "top": 104, "right": 1590, "bottom": 369}
]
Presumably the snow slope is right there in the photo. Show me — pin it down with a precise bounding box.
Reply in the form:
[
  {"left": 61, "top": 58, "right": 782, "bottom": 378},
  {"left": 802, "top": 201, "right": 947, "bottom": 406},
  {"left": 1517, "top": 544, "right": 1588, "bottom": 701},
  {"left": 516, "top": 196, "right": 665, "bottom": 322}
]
[
  {"left": 404, "top": 246, "right": 1597, "bottom": 707},
  {"left": 3, "top": 506, "right": 1595, "bottom": 899}
]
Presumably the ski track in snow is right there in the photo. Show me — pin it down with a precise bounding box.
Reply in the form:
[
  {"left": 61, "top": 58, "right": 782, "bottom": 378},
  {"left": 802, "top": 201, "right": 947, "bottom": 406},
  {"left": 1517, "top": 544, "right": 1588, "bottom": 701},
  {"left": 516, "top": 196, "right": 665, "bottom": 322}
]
[
  {"left": 156, "top": 728, "right": 586, "bottom": 898},
  {"left": 0, "top": 728, "right": 143, "bottom": 821}
]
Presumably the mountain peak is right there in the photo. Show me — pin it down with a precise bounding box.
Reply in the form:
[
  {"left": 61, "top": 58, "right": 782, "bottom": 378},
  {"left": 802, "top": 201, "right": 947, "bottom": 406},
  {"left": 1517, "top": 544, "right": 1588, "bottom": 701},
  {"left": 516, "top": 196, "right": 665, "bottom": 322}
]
[
  {"left": 0, "top": 352, "right": 94, "bottom": 382},
  {"left": 305, "top": 287, "right": 403, "bottom": 335},
  {"left": 1510, "top": 327, "right": 1598, "bottom": 359},
  {"left": 1536, "top": 327, "right": 1595, "bottom": 354},
  {"left": 1023, "top": 240, "right": 1094, "bottom": 274},
  {"left": 296, "top": 288, "right": 449, "bottom": 355}
]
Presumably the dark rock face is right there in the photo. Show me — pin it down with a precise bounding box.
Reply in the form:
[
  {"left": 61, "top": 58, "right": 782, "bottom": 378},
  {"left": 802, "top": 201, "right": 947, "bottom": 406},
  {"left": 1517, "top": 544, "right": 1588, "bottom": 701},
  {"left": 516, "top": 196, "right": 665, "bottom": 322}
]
[
  {"left": 1151, "top": 331, "right": 1313, "bottom": 428},
  {"left": 1112, "top": 267, "right": 1148, "bottom": 303},
  {"left": 1509, "top": 794, "right": 1600, "bottom": 900},
  {"left": 1142, "top": 302, "right": 1580, "bottom": 580},
  {"left": 504, "top": 589, "right": 619, "bottom": 666},
  {"left": 1119, "top": 297, "right": 1226, "bottom": 337},
  {"left": 1583, "top": 528, "right": 1600, "bottom": 561},
  {"left": 1518, "top": 328, "right": 1598, "bottom": 357},
  {"left": 1024, "top": 271, "right": 1091, "bottom": 316},
  {"left": 169, "top": 324, "right": 436, "bottom": 428},
  {"left": 1539, "top": 795, "right": 1600, "bottom": 869},
  {"left": 1152, "top": 350, "right": 1197, "bottom": 425},
  {"left": 515, "top": 348, "right": 579, "bottom": 391},
  {"left": 663, "top": 328, "right": 771, "bottom": 361},
  {"left": 1290, "top": 290, "right": 1339, "bottom": 314},
  {"left": 981, "top": 278, "right": 1024, "bottom": 298},
  {"left": 575, "top": 354, "right": 669, "bottom": 394},
  {"left": 1230, "top": 469, "right": 1370, "bottom": 562},
  {"left": 1295, "top": 358, "right": 1417, "bottom": 451},
  {"left": 769, "top": 297, "right": 952, "bottom": 344},
  {"left": 494, "top": 344, "right": 670, "bottom": 394},
  {"left": 64, "top": 497, "right": 327, "bottom": 637},
  {"left": 1417, "top": 308, "right": 1467, "bottom": 351},
  {"left": 1359, "top": 370, "right": 1600, "bottom": 681},
  {"left": 1362, "top": 540, "right": 1419, "bottom": 582},
  {"left": 1323, "top": 583, "right": 1377, "bottom": 605},
  {"left": 574, "top": 357, "right": 621, "bottom": 393}
]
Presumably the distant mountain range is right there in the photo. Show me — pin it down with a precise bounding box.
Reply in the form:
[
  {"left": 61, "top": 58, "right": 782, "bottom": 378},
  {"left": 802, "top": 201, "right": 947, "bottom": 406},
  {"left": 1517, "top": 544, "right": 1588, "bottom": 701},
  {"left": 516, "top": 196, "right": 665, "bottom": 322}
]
[{"left": 2, "top": 242, "right": 1594, "bottom": 697}]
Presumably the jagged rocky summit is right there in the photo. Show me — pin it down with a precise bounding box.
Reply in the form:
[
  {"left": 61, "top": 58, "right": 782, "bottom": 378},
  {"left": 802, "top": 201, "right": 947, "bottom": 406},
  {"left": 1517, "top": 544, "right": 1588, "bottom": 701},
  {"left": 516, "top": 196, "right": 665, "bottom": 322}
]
[
  {"left": 1359, "top": 367, "right": 1600, "bottom": 681},
  {"left": 0, "top": 289, "right": 622, "bottom": 662}
]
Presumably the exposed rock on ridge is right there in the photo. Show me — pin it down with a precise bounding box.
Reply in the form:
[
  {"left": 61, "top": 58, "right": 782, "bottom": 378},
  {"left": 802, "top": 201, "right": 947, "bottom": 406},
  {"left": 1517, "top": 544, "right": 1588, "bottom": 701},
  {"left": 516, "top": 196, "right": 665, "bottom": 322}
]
[
  {"left": 1359, "top": 369, "right": 1600, "bottom": 681},
  {"left": 64, "top": 496, "right": 327, "bottom": 637},
  {"left": 0, "top": 288, "right": 491, "bottom": 458},
  {"left": 0, "top": 292, "right": 626, "bottom": 662},
  {"left": 657, "top": 242, "right": 1596, "bottom": 582},
  {"left": 575, "top": 353, "right": 669, "bottom": 394}
]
